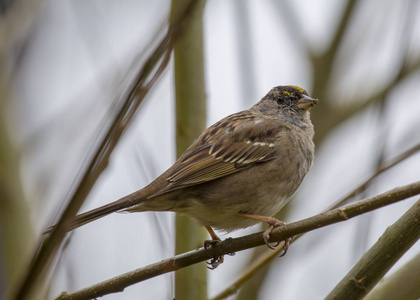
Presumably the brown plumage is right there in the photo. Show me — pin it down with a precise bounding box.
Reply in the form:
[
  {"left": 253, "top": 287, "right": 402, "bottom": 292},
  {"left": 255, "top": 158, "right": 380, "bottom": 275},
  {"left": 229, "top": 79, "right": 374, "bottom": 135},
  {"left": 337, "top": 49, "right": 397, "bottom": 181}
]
[{"left": 46, "top": 85, "right": 317, "bottom": 266}]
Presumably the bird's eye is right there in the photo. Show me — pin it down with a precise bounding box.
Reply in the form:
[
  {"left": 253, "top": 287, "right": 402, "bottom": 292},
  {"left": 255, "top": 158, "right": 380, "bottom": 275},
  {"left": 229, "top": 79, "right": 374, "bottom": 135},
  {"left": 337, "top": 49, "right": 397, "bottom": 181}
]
[{"left": 276, "top": 96, "right": 284, "bottom": 104}]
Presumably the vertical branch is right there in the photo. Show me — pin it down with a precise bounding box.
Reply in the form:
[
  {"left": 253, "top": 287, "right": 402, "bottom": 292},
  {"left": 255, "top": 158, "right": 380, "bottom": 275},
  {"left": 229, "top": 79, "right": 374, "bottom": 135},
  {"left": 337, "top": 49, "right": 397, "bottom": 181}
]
[
  {"left": 0, "top": 2, "right": 41, "bottom": 297},
  {"left": 171, "top": 0, "right": 208, "bottom": 299},
  {"left": 232, "top": 1, "right": 257, "bottom": 107},
  {"left": 0, "top": 68, "right": 35, "bottom": 300},
  {"left": 310, "top": 0, "right": 359, "bottom": 145}
]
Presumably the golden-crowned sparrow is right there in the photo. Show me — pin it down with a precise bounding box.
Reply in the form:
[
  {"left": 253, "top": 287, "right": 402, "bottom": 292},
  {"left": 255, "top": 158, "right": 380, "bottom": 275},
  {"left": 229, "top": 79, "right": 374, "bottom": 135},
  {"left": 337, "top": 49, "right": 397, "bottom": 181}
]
[{"left": 48, "top": 85, "right": 317, "bottom": 268}]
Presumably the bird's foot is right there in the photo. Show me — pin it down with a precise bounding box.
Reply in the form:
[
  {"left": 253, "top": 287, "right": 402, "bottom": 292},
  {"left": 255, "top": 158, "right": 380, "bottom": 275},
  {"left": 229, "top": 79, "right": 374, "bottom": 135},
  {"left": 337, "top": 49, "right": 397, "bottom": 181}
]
[
  {"left": 237, "top": 213, "right": 292, "bottom": 255},
  {"left": 204, "top": 238, "right": 224, "bottom": 270},
  {"left": 262, "top": 219, "right": 292, "bottom": 255},
  {"left": 203, "top": 226, "right": 231, "bottom": 269}
]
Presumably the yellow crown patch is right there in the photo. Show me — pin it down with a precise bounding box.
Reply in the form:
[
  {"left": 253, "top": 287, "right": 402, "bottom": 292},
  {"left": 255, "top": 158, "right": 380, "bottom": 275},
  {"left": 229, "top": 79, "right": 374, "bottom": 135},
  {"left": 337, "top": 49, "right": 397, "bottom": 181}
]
[{"left": 289, "top": 85, "right": 305, "bottom": 93}]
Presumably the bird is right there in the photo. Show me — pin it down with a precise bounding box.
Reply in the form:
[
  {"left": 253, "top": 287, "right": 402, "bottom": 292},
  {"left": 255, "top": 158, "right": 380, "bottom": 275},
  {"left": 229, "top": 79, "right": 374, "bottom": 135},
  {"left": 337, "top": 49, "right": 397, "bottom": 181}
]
[{"left": 46, "top": 85, "right": 317, "bottom": 268}]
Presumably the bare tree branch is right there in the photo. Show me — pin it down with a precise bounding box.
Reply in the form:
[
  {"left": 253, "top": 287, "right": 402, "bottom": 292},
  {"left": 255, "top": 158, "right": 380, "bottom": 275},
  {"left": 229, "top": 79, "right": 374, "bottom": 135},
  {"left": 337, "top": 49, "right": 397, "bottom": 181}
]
[
  {"left": 326, "top": 199, "right": 420, "bottom": 300},
  {"left": 54, "top": 181, "right": 420, "bottom": 300}
]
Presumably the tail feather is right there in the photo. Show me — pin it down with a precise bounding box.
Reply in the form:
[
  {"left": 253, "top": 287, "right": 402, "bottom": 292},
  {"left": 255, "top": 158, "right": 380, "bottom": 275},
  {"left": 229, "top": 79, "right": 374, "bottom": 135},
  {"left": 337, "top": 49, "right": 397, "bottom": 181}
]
[{"left": 43, "top": 190, "right": 145, "bottom": 235}]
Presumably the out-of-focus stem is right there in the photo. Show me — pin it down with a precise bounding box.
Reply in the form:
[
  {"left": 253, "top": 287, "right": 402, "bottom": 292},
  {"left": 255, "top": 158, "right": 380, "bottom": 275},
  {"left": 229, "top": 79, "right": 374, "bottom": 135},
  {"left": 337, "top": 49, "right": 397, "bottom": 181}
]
[{"left": 171, "top": 0, "right": 208, "bottom": 299}]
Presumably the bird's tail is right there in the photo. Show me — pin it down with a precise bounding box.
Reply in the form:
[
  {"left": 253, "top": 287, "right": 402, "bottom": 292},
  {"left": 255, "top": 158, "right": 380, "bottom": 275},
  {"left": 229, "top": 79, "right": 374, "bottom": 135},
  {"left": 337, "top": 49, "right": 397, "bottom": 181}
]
[{"left": 43, "top": 189, "right": 146, "bottom": 235}]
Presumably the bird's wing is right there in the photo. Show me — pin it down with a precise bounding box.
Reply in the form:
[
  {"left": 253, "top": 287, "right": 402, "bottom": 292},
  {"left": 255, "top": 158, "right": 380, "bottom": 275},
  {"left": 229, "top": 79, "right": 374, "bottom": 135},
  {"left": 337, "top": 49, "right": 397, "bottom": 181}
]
[{"left": 151, "top": 112, "right": 291, "bottom": 197}]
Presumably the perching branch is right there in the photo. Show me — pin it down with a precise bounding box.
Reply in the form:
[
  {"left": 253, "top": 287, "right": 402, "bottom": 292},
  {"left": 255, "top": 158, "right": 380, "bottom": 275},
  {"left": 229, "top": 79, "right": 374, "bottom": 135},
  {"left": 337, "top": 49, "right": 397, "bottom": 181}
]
[
  {"left": 326, "top": 199, "right": 420, "bottom": 300},
  {"left": 54, "top": 180, "right": 420, "bottom": 300}
]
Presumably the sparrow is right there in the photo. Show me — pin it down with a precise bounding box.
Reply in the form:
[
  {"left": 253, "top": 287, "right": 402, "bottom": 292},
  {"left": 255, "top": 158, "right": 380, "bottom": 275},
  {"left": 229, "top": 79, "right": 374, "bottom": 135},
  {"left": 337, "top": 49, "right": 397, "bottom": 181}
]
[{"left": 46, "top": 85, "right": 318, "bottom": 268}]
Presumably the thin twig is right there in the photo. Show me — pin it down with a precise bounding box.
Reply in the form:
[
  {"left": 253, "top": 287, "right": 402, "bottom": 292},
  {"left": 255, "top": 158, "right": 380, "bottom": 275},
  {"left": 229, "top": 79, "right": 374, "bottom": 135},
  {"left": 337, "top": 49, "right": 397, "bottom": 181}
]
[
  {"left": 55, "top": 181, "right": 420, "bottom": 300},
  {"left": 329, "top": 142, "right": 420, "bottom": 209},
  {"left": 15, "top": 2, "right": 199, "bottom": 299}
]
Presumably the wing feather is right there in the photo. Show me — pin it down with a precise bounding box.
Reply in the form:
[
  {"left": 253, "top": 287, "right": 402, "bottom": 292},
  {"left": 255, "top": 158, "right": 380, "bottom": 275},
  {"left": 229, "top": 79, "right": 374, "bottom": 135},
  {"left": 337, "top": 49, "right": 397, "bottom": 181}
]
[{"left": 150, "top": 112, "right": 293, "bottom": 197}]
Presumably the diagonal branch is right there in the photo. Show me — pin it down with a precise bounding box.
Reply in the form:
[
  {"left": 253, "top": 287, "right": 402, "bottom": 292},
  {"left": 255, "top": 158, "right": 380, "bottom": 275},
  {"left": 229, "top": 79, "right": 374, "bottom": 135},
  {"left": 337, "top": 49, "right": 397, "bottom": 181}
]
[
  {"left": 54, "top": 181, "right": 420, "bottom": 300},
  {"left": 326, "top": 198, "right": 420, "bottom": 299},
  {"left": 329, "top": 141, "right": 420, "bottom": 209},
  {"left": 15, "top": 1, "right": 199, "bottom": 299},
  {"left": 342, "top": 55, "right": 420, "bottom": 125}
]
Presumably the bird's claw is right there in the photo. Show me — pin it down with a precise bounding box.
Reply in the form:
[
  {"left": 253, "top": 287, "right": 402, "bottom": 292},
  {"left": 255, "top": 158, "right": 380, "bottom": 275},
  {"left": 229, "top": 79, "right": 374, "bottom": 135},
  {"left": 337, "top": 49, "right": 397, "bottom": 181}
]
[
  {"left": 278, "top": 236, "right": 293, "bottom": 257},
  {"left": 207, "top": 255, "right": 224, "bottom": 270},
  {"left": 204, "top": 239, "right": 227, "bottom": 269},
  {"left": 262, "top": 221, "right": 293, "bottom": 255},
  {"left": 263, "top": 225, "right": 281, "bottom": 250}
]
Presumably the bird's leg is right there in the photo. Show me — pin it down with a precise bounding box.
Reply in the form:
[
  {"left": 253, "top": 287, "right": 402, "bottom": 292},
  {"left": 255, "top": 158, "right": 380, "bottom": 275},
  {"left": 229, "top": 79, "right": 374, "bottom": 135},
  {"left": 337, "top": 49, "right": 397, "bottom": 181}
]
[
  {"left": 237, "top": 213, "right": 291, "bottom": 254},
  {"left": 205, "top": 226, "right": 221, "bottom": 244},
  {"left": 204, "top": 226, "right": 224, "bottom": 269}
]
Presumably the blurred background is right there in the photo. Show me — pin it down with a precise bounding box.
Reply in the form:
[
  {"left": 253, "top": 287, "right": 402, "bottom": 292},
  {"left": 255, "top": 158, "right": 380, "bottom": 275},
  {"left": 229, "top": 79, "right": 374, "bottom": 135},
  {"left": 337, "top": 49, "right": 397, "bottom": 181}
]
[{"left": 1, "top": 0, "right": 420, "bottom": 299}]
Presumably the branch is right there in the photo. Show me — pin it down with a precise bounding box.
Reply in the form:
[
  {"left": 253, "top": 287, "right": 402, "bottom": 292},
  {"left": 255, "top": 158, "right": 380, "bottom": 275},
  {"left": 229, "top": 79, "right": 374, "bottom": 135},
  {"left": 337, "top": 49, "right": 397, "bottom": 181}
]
[
  {"left": 269, "top": 0, "right": 311, "bottom": 55},
  {"left": 54, "top": 181, "right": 420, "bottom": 300},
  {"left": 171, "top": 0, "right": 208, "bottom": 298},
  {"left": 326, "top": 199, "right": 420, "bottom": 299},
  {"left": 15, "top": 1, "right": 199, "bottom": 299},
  {"left": 343, "top": 56, "right": 420, "bottom": 122},
  {"left": 210, "top": 244, "right": 280, "bottom": 300},
  {"left": 343, "top": 0, "right": 420, "bottom": 121},
  {"left": 311, "top": 1, "right": 419, "bottom": 145},
  {"left": 329, "top": 141, "right": 420, "bottom": 209},
  {"left": 211, "top": 141, "right": 420, "bottom": 299}
]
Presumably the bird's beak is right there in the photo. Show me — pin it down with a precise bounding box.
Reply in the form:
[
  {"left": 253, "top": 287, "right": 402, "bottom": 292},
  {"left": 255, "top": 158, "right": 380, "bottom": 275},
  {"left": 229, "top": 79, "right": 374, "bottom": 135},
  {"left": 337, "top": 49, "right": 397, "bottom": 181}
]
[{"left": 297, "top": 94, "right": 318, "bottom": 110}]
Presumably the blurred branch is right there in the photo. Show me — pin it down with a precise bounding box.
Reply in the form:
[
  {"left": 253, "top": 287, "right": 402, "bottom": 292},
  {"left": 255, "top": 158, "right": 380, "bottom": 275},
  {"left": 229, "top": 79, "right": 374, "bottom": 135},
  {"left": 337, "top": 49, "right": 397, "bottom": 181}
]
[
  {"left": 211, "top": 142, "right": 420, "bottom": 299},
  {"left": 171, "top": 0, "right": 208, "bottom": 299},
  {"left": 269, "top": 0, "right": 310, "bottom": 53},
  {"left": 0, "top": 0, "right": 42, "bottom": 53},
  {"left": 312, "top": 0, "right": 419, "bottom": 145},
  {"left": 0, "top": 70, "right": 35, "bottom": 300},
  {"left": 326, "top": 199, "right": 420, "bottom": 300},
  {"left": 54, "top": 181, "right": 420, "bottom": 300},
  {"left": 321, "top": 0, "right": 358, "bottom": 64},
  {"left": 232, "top": 1, "right": 257, "bottom": 107},
  {"left": 15, "top": 1, "right": 199, "bottom": 299},
  {"left": 342, "top": 56, "right": 420, "bottom": 125},
  {"left": 343, "top": 0, "right": 420, "bottom": 122},
  {"left": 329, "top": 141, "right": 420, "bottom": 209},
  {"left": 365, "top": 252, "right": 420, "bottom": 300},
  {"left": 0, "top": 2, "right": 46, "bottom": 299},
  {"left": 210, "top": 243, "right": 280, "bottom": 300},
  {"left": 311, "top": 0, "right": 358, "bottom": 94},
  {"left": 310, "top": 0, "right": 359, "bottom": 145}
]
